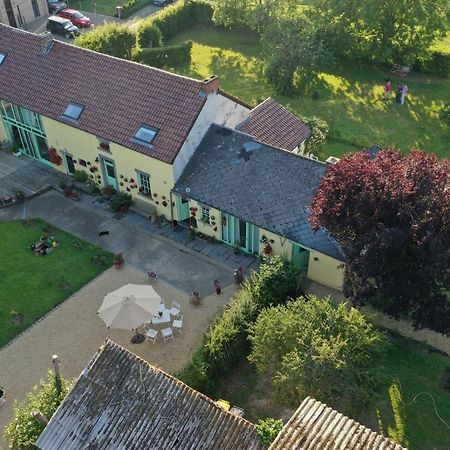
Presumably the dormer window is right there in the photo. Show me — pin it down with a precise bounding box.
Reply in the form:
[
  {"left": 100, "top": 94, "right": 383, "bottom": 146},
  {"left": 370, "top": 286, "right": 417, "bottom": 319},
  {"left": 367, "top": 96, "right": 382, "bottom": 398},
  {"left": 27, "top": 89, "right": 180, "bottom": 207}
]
[
  {"left": 133, "top": 125, "right": 158, "bottom": 145},
  {"left": 0, "top": 52, "right": 6, "bottom": 65},
  {"left": 63, "top": 102, "right": 84, "bottom": 121}
]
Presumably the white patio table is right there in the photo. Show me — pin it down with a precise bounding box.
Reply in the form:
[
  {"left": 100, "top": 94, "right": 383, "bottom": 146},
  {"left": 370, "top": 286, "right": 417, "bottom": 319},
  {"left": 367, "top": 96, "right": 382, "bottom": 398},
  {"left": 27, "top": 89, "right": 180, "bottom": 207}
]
[{"left": 151, "top": 309, "right": 171, "bottom": 325}]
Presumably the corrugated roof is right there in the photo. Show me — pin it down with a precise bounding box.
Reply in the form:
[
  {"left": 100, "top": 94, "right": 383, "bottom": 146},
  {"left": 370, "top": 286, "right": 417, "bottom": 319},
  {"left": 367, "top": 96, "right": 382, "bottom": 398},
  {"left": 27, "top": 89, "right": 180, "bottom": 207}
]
[
  {"left": 173, "top": 125, "right": 344, "bottom": 260},
  {"left": 0, "top": 24, "right": 207, "bottom": 164},
  {"left": 36, "top": 340, "right": 263, "bottom": 450},
  {"left": 269, "top": 397, "right": 407, "bottom": 450},
  {"left": 236, "top": 97, "right": 311, "bottom": 151}
]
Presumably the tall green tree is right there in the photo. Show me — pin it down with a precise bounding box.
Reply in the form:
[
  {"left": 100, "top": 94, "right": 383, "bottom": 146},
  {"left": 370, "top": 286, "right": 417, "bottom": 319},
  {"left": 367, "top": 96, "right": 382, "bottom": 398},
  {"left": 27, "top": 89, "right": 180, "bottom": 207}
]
[
  {"left": 262, "top": 15, "right": 333, "bottom": 94},
  {"left": 248, "top": 296, "right": 386, "bottom": 415},
  {"left": 313, "top": 0, "right": 449, "bottom": 63}
]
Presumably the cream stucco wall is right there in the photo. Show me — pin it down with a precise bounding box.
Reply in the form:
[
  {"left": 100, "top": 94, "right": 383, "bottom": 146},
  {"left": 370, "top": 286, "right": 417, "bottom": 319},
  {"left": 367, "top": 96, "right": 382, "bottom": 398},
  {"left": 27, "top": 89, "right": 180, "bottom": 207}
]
[
  {"left": 259, "top": 228, "right": 293, "bottom": 259},
  {"left": 307, "top": 250, "right": 344, "bottom": 291},
  {"left": 41, "top": 116, "right": 174, "bottom": 218},
  {"left": 172, "top": 92, "right": 250, "bottom": 181},
  {"left": 0, "top": 0, "right": 47, "bottom": 27},
  {"left": 184, "top": 199, "right": 222, "bottom": 240}
]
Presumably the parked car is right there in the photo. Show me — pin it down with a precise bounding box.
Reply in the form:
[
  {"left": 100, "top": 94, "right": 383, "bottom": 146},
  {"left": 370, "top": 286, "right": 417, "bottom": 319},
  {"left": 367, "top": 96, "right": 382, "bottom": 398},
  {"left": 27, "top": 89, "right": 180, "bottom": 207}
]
[
  {"left": 57, "top": 9, "right": 91, "bottom": 28},
  {"left": 153, "top": 0, "right": 174, "bottom": 6},
  {"left": 46, "top": 16, "right": 80, "bottom": 38},
  {"left": 46, "top": 0, "right": 67, "bottom": 14}
]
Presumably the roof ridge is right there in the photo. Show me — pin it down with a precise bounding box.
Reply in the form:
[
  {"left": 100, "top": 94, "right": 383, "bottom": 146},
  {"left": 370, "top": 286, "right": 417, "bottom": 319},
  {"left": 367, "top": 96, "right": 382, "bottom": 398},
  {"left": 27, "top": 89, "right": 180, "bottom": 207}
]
[
  {"left": 100, "top": 339, "right": 257, "bottom": 427},
  {"left": 0, "top": 23, "right": 203, "bottom": 86}
]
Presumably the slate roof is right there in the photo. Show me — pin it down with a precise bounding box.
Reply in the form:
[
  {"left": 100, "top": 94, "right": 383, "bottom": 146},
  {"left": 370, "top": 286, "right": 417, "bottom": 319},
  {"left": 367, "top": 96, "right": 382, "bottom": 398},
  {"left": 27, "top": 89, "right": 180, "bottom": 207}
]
[
  {"left": 36, "top": 340, "right": 263, "bottom": 450},
  {"left": 236, "top": 97, "right": 311, "bottom": 151},
  {"left": 173, "top": 125, "right": 343, "bottom": 259},
  {"left": 0, "top": 25, "right": 207, "bottom": 164},
  {"left": 366, "top": 144, "right": 382, "bottom": 159},
  {"left": 269, "top": 397, "right": 407, "bottom": 450}
]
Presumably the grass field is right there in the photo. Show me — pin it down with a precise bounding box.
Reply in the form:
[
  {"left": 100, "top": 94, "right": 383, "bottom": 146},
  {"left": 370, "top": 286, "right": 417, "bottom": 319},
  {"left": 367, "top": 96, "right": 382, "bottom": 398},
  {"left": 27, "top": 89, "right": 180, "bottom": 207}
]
[
  {"left": 169, "top": 26, "right": 450, "bottom": 160},
  {"left": 213, "top": 333, "right": 450, "bottom": 450},
  {"left": 0, "top": 219, "right": 112, "bottom": 348}
]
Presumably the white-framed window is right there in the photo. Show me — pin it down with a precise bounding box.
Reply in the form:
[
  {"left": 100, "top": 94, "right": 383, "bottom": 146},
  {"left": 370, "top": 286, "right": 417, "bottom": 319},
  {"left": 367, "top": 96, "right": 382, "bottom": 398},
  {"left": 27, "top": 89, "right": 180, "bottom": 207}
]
[
  {"left": 137, "top": 171, "right": 152, "bottom": 196},
  {"left": 201, "top": 206, "right": 210, "bottom": 224}
]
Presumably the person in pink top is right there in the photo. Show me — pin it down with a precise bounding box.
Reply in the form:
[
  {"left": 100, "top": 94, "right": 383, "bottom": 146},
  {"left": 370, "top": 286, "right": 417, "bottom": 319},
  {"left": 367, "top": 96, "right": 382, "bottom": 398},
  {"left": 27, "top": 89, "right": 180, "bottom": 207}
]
[
  {"left": 384, "top": 79, "right": 391, "bottom": 100},
  {"left": 401, "top": 84, "right": 409, "bottom": 104}
]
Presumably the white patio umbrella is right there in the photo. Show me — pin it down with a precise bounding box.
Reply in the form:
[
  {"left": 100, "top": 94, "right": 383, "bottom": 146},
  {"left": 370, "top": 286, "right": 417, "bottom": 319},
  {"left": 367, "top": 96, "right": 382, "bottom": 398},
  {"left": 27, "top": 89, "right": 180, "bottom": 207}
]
[{"left": 97, "top": 284, "right": 163, "bottom": 330}]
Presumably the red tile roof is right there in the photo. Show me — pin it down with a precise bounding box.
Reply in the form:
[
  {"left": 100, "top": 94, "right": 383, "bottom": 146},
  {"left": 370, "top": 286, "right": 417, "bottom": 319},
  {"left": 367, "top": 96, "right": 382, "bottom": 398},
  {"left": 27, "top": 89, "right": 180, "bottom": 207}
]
[
  {"left": 0, "top": 25, "right": 207, "bottom": 164},
  {"left": 236, "top": 97, "right": 311, "bottom": 151}
]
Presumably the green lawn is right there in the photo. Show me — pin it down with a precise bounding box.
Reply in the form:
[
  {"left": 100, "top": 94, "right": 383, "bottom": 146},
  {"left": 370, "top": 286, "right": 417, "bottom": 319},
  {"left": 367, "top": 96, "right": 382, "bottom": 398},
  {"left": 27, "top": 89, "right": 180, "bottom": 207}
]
[
  {"left": 212, "top": 333, "right": 450, "bottom": 450},
  {"left": 69, "top": 0, "right": 123, "bottom": 16},
  {"left": 169, "top": 26, "right": 450, "bottom": 160},
  {"left": 0, "top": 219, "right": 112, "bottom": 348}
]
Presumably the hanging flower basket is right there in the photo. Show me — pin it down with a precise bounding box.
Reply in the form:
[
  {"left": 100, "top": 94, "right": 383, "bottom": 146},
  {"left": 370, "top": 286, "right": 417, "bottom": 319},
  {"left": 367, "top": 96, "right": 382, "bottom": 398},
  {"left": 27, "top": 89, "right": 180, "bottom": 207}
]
[{"left": 48, "top": 147, "right": 63, "bottom": 166}]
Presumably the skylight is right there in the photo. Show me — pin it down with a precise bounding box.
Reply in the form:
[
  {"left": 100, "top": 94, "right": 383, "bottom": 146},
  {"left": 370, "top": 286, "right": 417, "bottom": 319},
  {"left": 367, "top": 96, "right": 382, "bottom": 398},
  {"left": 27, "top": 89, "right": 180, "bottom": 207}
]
[
  {"left": 63, "top": 102, "right": 84, "bottom": 121},
  {"left": 133, "top": 125, "right": 158, "bottom": 145},
  {"left": 0, "top": 52, "right": 7, "bottom": 65}
]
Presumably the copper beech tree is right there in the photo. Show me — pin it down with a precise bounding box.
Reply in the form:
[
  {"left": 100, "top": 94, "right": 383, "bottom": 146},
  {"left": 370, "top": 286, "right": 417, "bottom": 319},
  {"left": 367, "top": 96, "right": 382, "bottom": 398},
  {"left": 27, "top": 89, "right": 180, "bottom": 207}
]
[{"left": 310, "top": 149, "right": 450, "bottom": 333}]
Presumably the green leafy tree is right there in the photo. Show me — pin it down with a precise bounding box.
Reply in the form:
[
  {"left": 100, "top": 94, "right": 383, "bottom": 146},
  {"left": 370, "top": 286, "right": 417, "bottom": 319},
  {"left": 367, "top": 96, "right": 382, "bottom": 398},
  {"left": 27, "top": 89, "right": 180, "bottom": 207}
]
[
  {"left": 255, "top": 418, "right": 284, "bottom": 445},
  {"left": 262, "top": 16, "right": 333, "bottom": 94},
  {"left": 300, "top": 115, "right": 329, "bottom": 154},
  {"left": 5, "top": 371, "right": 73, "bottom": 450},
  {"left": 313, "top": 0, "right": 449, "bottom": 64},
  {"left": 75, "top": 23, "right": 136, "bottom": 60},
  {"left": 248, "top": 297, "right": 386, "bottom": 415},
  {"left": 136, "top": 21, "right": 163, "bottom": 48}
]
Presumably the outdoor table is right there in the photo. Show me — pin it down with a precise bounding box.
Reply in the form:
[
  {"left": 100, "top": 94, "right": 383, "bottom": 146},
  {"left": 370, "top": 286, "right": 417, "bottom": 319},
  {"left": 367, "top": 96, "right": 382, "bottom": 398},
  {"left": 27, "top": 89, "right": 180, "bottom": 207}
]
[{"left": 151, "top": 309, "right": 171, "bottom": 325}]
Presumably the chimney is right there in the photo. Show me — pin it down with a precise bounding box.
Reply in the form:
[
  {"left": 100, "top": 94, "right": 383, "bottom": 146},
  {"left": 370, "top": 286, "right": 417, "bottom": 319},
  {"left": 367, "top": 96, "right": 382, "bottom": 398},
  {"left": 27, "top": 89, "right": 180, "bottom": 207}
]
[
  {"left": 39, "top": 32, "right": 54, "bottom": 55},
  {"left": 325, "top": 155, "right": 340, "bottom": 170},
  {"left": 200, "top": 75, "right": 219, "bottom": 96}
]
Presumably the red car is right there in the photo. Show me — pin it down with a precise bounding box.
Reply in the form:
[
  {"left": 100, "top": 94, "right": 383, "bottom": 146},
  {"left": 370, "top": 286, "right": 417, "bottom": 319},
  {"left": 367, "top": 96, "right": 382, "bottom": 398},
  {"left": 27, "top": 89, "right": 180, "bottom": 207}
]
[{"left": 57, "top": 9, "right": 91, "bottom": 28}]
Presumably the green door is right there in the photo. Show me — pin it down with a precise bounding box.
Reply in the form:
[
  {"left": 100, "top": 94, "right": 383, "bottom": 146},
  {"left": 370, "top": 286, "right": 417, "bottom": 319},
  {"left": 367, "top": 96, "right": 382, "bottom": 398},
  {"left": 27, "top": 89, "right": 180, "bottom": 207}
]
[
  {"left": 292, "top": 243, "right": 310, "bottom": 270},
  {"left": 177, "top": 196, "right": 190, "bottom": 223},
  {"left": 102, "top": 158, "right": 118, "bottom": 190},
  {"left": 221, "top": 213, "right": 259, "bottom": 253}
]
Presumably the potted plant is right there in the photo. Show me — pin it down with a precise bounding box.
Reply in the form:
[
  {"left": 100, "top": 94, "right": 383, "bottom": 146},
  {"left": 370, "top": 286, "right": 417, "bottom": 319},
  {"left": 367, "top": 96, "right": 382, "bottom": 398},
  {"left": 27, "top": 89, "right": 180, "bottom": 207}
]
[
  {"left": 15, "top": 190, "right": 26, "bottom": 202},
  {"left": 113, "top": 253, "right": 124, "bottom": 268},
  {"left": 233, "top": 243, "right": 240, "bottom": 254}
]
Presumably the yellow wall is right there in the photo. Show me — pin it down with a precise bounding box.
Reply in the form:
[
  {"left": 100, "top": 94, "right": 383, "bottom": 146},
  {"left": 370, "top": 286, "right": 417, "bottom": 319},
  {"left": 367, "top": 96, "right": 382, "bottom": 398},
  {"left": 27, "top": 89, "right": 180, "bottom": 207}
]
[
  {"left": 41, "top": 117, "right": 174, "bottom": 218},
  {"left": 181, "top": 199, "right": 222, "bottom": 240},
  {"left": 259, "top": 228, "right": 293, "bottom": 259},
  {"left": 0, "top": 118, "right": 7, "bottom": 143},
  {"left": 307, "top": 250, "right": 344, "bottom": 291}
]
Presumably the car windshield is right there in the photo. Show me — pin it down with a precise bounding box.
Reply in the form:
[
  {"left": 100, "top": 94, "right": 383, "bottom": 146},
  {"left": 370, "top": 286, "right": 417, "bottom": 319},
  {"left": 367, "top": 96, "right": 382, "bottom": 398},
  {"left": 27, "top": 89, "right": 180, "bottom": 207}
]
[
  {"left": 63, "top": 22, "right": 72, "bottom": 29},
  {"left": 73, "top": 12, "right": 84, "bottom": 18}
]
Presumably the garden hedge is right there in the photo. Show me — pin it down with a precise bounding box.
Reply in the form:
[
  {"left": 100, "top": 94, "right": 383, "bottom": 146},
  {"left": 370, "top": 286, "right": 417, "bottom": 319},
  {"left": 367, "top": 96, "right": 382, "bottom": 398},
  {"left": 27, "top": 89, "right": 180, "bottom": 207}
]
[
  {"left": 146, "top": 0, "right": 213, "bottom": 41},
  {"left": 414, "top": 50, "right": 450, "bottom": 77},
  {"left": 136, "top": 22, "right": 163, "bottom": 48},
  {"left": 132, "top": 41, "right": 193, "bottom": 68},
  {"left": 178, "top": 257, "right": 300, "bottom": 393}
]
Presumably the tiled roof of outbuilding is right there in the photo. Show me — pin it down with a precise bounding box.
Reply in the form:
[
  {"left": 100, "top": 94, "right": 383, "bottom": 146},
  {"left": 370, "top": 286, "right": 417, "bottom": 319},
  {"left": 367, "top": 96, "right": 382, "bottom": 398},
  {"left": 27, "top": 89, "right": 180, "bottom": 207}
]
[
  {"left": 0, "top": 25, "right": 206, "bottom": 164},
  {"left": 36, "top": 340, "right": 263, "bottom": 450},
  {"left": 236, "top": 97, "right": 311, "bottom": 151},
  {"left": 269, "top": 397, "right": 407, "bottom": 450},
  {"left": 173, "top": 125, "right": 344, "bottom": 260}
]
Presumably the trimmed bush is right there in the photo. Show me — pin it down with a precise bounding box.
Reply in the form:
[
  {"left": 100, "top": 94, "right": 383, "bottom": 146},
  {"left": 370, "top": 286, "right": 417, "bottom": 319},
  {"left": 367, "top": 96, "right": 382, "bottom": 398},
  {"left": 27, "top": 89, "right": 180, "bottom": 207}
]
[
  {"left": 136, "top": 22, "right": 163, "bottom": 48},
  {"left": 73, "top": 170, "right": 88, "bottom": 182},
  {"left": 111, "top": 192, "right": 133, "bottom": 212},
  {"left": 178, "top": 257, "right": 300, "bottom": 393},
  {"left": 132, "top": 41, "right": 192, "bottom": 68},
  {"left": 414, "top": 50, "right": 450, "bottom": 77},
  {"left": 75, "top": 23, "right": 135, "bottom": 59},
  {"left": 120, "top": 0, "right": 153, "bottom": 19},
  {"left": 149, "top": 0, "right": 213, "bottom": 41}
]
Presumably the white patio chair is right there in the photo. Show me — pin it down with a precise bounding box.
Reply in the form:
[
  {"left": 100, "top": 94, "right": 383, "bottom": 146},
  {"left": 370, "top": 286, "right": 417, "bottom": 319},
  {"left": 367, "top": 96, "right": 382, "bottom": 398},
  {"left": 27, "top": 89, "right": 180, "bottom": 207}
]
[
  {"left": 158, "top": 302, "right": 166, "bottom": 313},
  {"left": 172, "top": 315, "right": 184, "bottom": 333},
  {"left": 145, "top": 328, "right": 158, "bottom": 344},
  {"left": 169, "top": 301, "right": 181, "bottom": 317},
  {"left": 161, "top": 327, "right": 174, "bottom": 343}
]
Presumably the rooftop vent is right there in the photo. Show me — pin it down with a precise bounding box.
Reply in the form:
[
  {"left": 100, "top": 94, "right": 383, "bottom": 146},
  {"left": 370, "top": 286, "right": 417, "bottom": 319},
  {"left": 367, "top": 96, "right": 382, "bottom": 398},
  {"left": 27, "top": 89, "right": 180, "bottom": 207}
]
[
  {"left": 39, "top": 32, "right": 54, "bottom": 55},
  {"left": 201, "top": 75, "right": 219, "bottom": 96}
]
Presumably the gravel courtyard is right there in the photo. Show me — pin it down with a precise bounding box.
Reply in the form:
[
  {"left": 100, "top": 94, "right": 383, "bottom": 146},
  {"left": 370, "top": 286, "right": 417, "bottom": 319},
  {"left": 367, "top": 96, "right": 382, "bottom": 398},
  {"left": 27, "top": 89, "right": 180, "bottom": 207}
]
[{"left": 0, "top": 266, "right": 236, "bottom": 448}]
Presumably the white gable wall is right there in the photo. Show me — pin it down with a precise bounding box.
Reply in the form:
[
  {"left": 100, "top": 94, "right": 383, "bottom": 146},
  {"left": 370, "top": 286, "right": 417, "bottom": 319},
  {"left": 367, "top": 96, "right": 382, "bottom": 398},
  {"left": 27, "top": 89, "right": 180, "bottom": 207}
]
[{"left": 173, "top": 92, "right": 250, "bottom": 182}]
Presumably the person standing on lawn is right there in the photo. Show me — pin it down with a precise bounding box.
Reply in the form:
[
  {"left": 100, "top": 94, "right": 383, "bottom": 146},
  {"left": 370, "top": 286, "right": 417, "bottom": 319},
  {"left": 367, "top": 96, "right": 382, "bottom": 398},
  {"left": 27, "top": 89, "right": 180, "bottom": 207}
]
[
  {"left": 384, "top": 79, "right": 391, "bottom": 100},
  {"left": 401, "top": 84, "right": 409, "bottom": 104}
]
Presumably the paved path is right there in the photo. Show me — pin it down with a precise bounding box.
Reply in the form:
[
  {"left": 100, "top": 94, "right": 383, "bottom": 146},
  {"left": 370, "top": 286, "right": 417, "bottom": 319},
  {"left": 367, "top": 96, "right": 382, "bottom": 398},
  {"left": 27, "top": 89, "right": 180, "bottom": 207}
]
[{"left": 0, "top": 266, "right": 236, "bottom": 449}]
